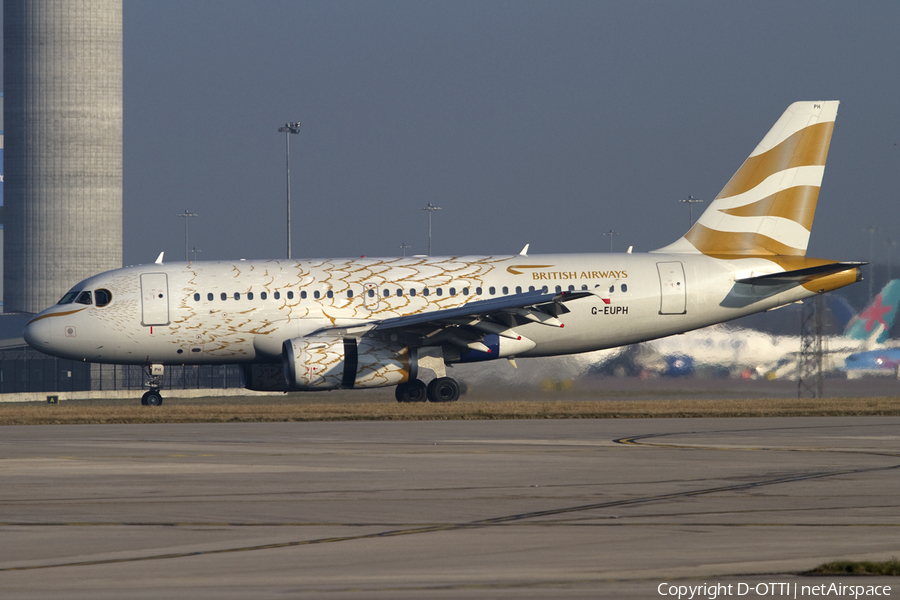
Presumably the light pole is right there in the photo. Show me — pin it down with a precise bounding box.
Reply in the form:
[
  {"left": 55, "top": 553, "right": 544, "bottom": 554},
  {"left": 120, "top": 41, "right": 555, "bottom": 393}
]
[
  {"left": 279, "top": 121, "right": 301, "bottom": 259},
  {"left": 888, "top": 240, "right": 897, "bottom": 282},
  {"left": 191, "top": 246, "right": 201, "bottom": 263},
  {"left": 679, "top": 195, "right": 704, "bottom": 227},
  {"left": 400, "top": 242, "right": 411, "bottom": 257},
  {"left": 865, "top": 226, "right": 877, "bottom": 303},
  {"left": 421, "top": 203, "right": 442, "bottom": 256},
  {"left": 177, "top": 209, "right": 198, "bottom": 262},
  {"left": 602, "top": 229, "right": 619, "bottom": 253}
]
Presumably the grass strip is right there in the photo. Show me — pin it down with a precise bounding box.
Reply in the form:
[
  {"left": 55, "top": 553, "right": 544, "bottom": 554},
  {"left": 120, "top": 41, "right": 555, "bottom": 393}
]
[
  {"left": 1, "top": 396, "right": 900, "bottom": 425},
  {"left": 805, "top": 559, "right": 900, "bottom": 576}
]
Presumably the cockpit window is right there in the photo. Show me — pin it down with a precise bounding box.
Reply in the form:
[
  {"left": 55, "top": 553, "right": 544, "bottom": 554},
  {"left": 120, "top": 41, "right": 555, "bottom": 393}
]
[
  {"left": 75, "top": 291, "right": 93, "bottom": 305},
  {"left": 58, "top": 291, "right": 80, "bottom": 305},
  {"left": 95, "top": 289, "right": 112, "bottom": 307}
]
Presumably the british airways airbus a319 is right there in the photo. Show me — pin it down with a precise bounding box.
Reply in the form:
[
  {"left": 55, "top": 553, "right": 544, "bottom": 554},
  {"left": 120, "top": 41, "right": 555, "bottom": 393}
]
[{"left": 24, "top": 101, "right": 862, "bottom": 405}]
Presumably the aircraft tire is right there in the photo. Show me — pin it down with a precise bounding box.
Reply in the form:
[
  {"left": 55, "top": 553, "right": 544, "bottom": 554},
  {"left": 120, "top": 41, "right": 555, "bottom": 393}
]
[
  {"left": 427, "top": 377, "right": 460, "bottom": 403},
  {"left": 142, "top": 390, "right": 164, "bottom": 407},
  {"left": 395, "top": 380, "right": 427, "bottom": 403}
]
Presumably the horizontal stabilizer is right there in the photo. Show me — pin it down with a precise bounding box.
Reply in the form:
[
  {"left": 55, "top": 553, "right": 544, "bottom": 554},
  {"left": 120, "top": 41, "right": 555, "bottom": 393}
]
[{"left": 736, "top": 262, "right": 864, "bottom": 286}]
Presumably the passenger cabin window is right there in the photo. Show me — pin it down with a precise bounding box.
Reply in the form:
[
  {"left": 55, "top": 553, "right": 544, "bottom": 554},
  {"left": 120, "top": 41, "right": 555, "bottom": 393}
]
[
  {"left": 221, "top": 293, "right": 227, "bottom": 301},
  {"left": 396, "top": 289, "right": 402, "bottom": 297},
  {"left": 302, "top": 291, "right": 309, "bottom": 299},
  {"left": 476, "top": 287, "right": 482, "bottom": 295},
  {"left": 489, "top": 286, "right": 496, "bottom": 295},
  {"left": 287, "top": 291, "right": 294, "bottom": 300},
  {"left": 463, "top": 287, "right": 469, "bottom": 295},
  {"left": 208, "top": 293, "right": 214, "bottom": 301},
  {"left": 449, "top": 287, "right": 456, "bottom": 296},
  {"left": 423, "top": 288, "right": 430, "bottom": 296},
  {"left": 234, "top": 292, "right": 240, "bottom": 300},
  {"left": 261, "top": 292, "right": 268, "bottom": 300},
  {"left": 436, "top": 288, "right": 443, "bottom": 297},
  {"left": 95, "top": 289, "right": 112, "bottom": 307},
  {"left": 327, "top": 290, "right": 333, "bottom": 299},
  {"left": 368, "top": 289, "right": 375, "bottom": 298},
  {"left": 528, "top": 286, "right": 535, "bottom": 292},
  {"left": 555, "top": 286, "right": 562, "bottom": 293},
  {"left": 193, "top": 293, "right": 200, "bottom": 302},
  {"left": 515, "top": 286, "right": 522, "bottom": 294},
  {"left": 502, "top": 286, "right": 509, "bottom": 295},
  {"left": 313, "top": 291, "right": 320, "bottom": 299},
  {"left": 383, "top": 289, "right": 390, "bottom": 298},
  {"left": 621, "top": 284, "right": 628, "bottom": 292},
  {"left": 347, "top": 290, "right": 353, "bottom": 298},
  {"left": 274, "top": 291, "right": 281, "bottom": 300},
  {"left": 410, "top": 288, "right": 416, "bottom": 297},
  {"left": 247, "top": 292, "right": 254, "bottom": 300}
]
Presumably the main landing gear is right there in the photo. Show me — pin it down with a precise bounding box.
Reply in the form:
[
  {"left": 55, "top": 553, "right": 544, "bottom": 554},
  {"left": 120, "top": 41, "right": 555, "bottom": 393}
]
[
  {"left": 395, "top": 377, "right": 461, "bottom": 403},
  {"left": 141, "top": 364, "right": 165, "bottom": 407}
]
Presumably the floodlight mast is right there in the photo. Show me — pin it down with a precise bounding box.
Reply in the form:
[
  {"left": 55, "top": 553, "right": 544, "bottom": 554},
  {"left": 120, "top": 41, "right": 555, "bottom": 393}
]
[
  {"left": 177, "top": 209, "right": 198, "bottom": 262},
  {"left": 679, "top": 195, "right": 704, "bottom": 227},
  {"left": 279, "top": 122, "right": 301, "bottom": 259},
  {"left": 421, "top": 203, "right": 442, "bottom": 256}
]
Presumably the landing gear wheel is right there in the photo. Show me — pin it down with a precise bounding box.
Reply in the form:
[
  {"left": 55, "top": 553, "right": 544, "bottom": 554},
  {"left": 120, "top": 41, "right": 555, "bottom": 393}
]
[
  {"left": 427, "top": 377, "right": 460, "bottom": 403},
  {"left": 395, "top": 380, "right": 427, "bottom": 403},
  {"left": 141, "top": 390, "right": 163, "bottom": 407}
]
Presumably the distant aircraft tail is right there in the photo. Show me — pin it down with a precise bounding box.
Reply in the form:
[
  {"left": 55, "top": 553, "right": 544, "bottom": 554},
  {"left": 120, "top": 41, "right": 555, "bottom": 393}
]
[
  {"left": 843, "top": 280, "right": 900, "bottom": 344},
  {"left": 655, "top": 101, "right": 839, "bottom": 257}
]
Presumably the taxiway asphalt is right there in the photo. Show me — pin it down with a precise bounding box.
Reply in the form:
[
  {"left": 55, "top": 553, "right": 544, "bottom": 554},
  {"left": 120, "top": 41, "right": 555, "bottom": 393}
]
[{"left": 1, "top": 417, "right": 898, "bottom": 599}]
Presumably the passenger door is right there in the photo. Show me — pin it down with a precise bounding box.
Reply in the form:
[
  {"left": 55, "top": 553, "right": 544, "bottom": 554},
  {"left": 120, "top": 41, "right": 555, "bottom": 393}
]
[
  {"left": 140, "top": 273, "right": 170, "bottom": 326},
  {"left": 656, "top": 262, "right": 686, "bottom": 315}
]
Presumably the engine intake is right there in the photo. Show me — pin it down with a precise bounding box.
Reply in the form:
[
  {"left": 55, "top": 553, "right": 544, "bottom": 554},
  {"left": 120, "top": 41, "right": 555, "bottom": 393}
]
[{"left": 283, "top": 336, "right": 413, "bottom": 390}]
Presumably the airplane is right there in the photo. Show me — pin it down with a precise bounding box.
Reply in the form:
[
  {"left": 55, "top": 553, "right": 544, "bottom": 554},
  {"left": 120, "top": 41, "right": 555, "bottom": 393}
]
[
  {"left": 844, "top": 347, "right": 900, "bottom": 378},
  {"left": 24, "top": 101, "right": 863, "bottom": 406},
  {"left": 615, "top": 280, "right": 900, "bottom": 379}
]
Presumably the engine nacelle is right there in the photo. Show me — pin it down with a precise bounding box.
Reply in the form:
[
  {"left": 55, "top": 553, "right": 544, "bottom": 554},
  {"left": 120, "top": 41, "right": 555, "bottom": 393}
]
[{"left": 283, "top": 336, "right": 412, "bottom": 390}]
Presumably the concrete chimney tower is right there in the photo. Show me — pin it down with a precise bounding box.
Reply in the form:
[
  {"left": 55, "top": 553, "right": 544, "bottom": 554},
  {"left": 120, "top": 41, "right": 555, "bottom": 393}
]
[{"left": 3, "top": 0, "right": 123, "bottom": 314}]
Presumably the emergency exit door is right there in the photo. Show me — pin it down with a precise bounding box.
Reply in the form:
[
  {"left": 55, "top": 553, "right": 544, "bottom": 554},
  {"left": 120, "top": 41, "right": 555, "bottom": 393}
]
[{"left": 140, "top": 273, "right": 170, "bottom": 326}]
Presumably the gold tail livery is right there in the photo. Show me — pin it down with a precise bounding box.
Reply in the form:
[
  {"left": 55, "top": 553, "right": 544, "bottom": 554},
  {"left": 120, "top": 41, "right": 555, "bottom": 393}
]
[{"left": 24, "top": 101, "right": 862, "bottom": 405}]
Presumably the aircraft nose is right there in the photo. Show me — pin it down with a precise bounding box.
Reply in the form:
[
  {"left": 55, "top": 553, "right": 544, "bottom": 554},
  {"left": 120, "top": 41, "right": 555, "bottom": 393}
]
[{"left": 23, "top": 317, "right": 53, "bottom": 351}]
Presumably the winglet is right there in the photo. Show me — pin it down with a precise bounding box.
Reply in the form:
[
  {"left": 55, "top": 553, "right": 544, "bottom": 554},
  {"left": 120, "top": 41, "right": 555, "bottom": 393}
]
[
  {"left": 155, "top": 252, "right": 165, "bottom": 265},
  {"left": 519, "top": 244, "right": 529, "bottom": 257}
]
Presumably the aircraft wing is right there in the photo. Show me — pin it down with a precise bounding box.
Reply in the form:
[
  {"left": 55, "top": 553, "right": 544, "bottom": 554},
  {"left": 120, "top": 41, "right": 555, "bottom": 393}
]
[
  {"left": 375, "top": 289, "right": 592, "bottom": 330},
  {"left": 304, "top": 289, "right": 593, "bottom": 352},
  {"left": 370, "top": 289, "right": 594, "bottom": 353}
]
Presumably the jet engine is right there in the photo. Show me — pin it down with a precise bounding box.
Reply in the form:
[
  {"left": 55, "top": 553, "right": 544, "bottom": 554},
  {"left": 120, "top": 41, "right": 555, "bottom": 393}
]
[{"left": 283, "top": 336, "right": 412, "bottom": 390}]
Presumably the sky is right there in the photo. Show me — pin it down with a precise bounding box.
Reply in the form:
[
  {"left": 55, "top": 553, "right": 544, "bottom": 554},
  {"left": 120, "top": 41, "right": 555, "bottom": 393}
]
[{"left": 10, "top": 2, "right": 900, "bottom": 275}]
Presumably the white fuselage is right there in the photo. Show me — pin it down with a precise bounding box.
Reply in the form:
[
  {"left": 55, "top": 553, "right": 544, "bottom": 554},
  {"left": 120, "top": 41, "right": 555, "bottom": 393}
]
[{"left": 24, "top": 252, "right": 831, "bottom": 367}]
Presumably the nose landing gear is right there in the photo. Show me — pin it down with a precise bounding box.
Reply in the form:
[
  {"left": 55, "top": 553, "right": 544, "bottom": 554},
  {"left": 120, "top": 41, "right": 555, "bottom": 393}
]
[{"left": 141, "top": 364, "right": 165, "bottom": 407}]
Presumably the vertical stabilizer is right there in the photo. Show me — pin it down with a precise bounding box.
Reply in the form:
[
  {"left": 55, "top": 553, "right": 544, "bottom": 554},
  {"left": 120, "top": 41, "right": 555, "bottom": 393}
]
[
  {"left": 654, "top": 101, "right": 839, "bottom": 257},
  {"left": 844, "top": 280, "right": 900, "bottom": 344}
]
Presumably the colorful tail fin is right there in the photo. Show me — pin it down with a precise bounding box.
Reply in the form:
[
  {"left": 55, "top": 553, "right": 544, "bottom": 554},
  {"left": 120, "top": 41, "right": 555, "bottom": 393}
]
[
  {"left": 655, "top": 101, "right": 839, "bottom": 257},
  {"left": 844, "top": 280, "right": 900, "bottom": 344}
]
